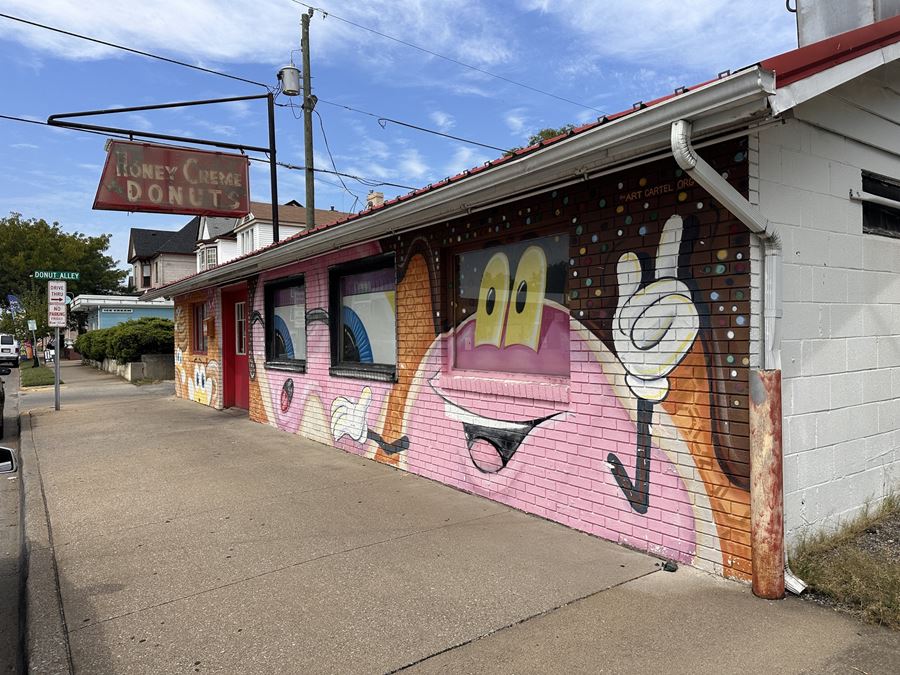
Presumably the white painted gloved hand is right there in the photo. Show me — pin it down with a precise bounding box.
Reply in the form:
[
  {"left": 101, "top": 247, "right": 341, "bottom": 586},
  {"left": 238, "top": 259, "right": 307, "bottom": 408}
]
[
  {"left": 613, "top": 215, "right": 699, "bottom": 402},
  {"left": 331, "top": 387, "right": 372, "bottom": 443}
]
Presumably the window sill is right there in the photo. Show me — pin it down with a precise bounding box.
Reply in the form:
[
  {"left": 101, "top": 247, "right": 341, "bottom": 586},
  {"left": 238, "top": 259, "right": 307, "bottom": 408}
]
[
  {"left": 435, "top": 371, "right": 570, "bottom": 405},
  {"left": 265, "top": 360, "right": 307, "bottom": 374},
  {"left": 329, "top": 364, "right": 397, "bottom": 383}
]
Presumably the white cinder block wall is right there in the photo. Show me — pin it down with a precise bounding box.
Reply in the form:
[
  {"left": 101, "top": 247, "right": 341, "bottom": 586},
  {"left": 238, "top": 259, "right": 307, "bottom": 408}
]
[{"left": 756, "top": 69, "right": 900, "bottom": 541}]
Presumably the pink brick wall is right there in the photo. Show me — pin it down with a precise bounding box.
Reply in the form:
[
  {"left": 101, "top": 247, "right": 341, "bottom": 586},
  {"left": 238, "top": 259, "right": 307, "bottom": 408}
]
[{"left": 176, "top": 140, "right": 755, "bottom": 580}]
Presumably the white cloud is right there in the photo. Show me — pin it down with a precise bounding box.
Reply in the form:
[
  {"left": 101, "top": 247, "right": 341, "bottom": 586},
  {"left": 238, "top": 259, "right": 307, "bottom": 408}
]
[
  {"left": 11, "top": 143, "right": 39, "bottom": 149},
  {"left": 444, "top": 145, "right": 489, "bottom": 177},
  {"left": 429, "top": 111, "right": 455, "bottom": 132},
  {"left": 0, "top": 1, "right": 517, "bottom": 72},
  {"left": 515, "top": 0, "right": 796, "bottom": 75},
  {"left": 504, "top": 108, "right": 528, "bottom": 136},
  {"left": 399, "top": 149, "right": 429, "bottom": 181}
]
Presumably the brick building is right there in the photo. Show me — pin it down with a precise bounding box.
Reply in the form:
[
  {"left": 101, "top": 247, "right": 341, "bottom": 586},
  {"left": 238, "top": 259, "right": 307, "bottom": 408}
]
[{"left": 143, "top": 15, "right": 900, "bottom": 589}]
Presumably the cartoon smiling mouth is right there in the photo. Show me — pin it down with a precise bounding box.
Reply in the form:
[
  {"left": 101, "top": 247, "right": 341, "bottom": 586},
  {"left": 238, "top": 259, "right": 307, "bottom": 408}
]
[{"left": 429, "top": 375, "right": 559, "bottom": 473}]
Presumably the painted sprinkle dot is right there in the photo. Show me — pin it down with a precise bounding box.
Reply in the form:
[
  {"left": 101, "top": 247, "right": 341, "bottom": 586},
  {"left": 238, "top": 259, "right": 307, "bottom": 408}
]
[
  {"left": 552, "top": 190, "right": 558, "bottom": 198},
  {"left": 718, "top": 305, "right": 725, "bottom": 312},
  {"left": 572, "top": 216, "right": 578, "bottom": 224},
  {"left": 703, "top": 265, "right": 712, "bottom": 274},
  {"left": 643, "top": 202, "right": 650, "bottom": 209},
  {"left": 639, "top": 226, "right": 648, "bottom": 236},
  {"left": 736, "top": 316, "right": 747, "bottom": 326},
  {"left": 526, "top": 217, "right": 531, "bottom": 224},
  {"left": 579, "top": 247, "right": 587, "bottom": 255},
  {"left": 624, "top": 216, "right": 633, "bottom": 225},
  {"left": 697, "top": 202, "right": 704, "bottom": 209},
  {"left": 721, "top": 171, "right": 729, "bottom": 179},
  {"left": 731, "top": 305, "right": 738, "bottom": 312},
  {"left": 555, "top": 209, "right": 561, "bottom": 216},
  {"left": 650, "top": 211, "right": 658, "bottom": 220},
  {"left": 727, "top": 330, "right": 735, "bottom": 339},
  {"left": 563, "top": 196, "right": 569, "bottom": 205},
  {"left": 735, "top": 151, "right": 746, "bottom": 162},
  {"left": 617, "top": 229, "right": 624, "bottom": 237},
  {"left": 717, "top": 250, "right": 728, "bottom": 261},
  {"left": 675, "top": 168, "right": 683, "bottom": 177},
  {"left": 639, "top": 177, "right": 647, "bottom": 187},
  {"left": 735, "top": 290, "right": 745, "bottom": 300},
  {"left": 710, "top": 291, "right": 720, "bottom": 301},
  {"left": 585, "top": 278, "right": 593, "bottom": 287},
  {"left": 715, "top": 264, "right": 727, "bottom": 274},
  {"left": 742, "top": 357, "right": 750, "bottom": 366},
  {"left": 736, "top": 252, "right": 744, "bottom": 261},
  {"left": 599, "top": 198, "right": 607, "bottom": 208},
  {"left": 570, "top": 258, "right": 575, "bottom": 266},
  {"left": 733, "top": 400, "right": 741, "bottom": 407},
  {"left": 726, "top": 355, "right": 735, "bottom": 364},
  {"left": 572, "top": 270, "right": 578, "bottom": 277},
  {"left": 677, "top": 191, "right": 688, "bottom": 202},
  {"left": 578, "top": 310, "right": 584, "bottom": 317},
  {"left": 570, "top": 290, "right": 580, "bottom": 299},
  {"left": 601, "top": 244, "right": 609, "bottom": 253},
  {"left": 594, "top": 289, "right": 602, "bottom": 297},
  {"left": 576, "top": 225, "right": 584, "bottom": 235},
  {"left": 618, "top": 182, "right": 624, "bottom": 189},
  {"left": 731, "top": 370, "right": 738, "bottom": 378},
  {"left": 591, "top": 234, "right": 599, "bottom": 243},
  {"left": 616, "top": 205, "right": 625, "bottom": 214}
]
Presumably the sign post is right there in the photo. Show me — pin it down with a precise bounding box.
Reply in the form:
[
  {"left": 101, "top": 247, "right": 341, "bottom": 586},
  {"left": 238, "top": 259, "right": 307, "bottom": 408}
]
[{"left": 47, "top": 278, "right": 71, "bottom": 411}]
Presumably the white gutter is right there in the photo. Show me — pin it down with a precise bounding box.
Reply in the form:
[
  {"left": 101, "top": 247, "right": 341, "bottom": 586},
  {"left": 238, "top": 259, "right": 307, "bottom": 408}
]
[
  {"left": 141, "top": 66, "right": 775, "bottom": 301},
  {"left": 671, "top": 119, "right": 809, "bottom": 596},
  {"left": 670, "top": 119, "right": 781, "bottom": 371}
]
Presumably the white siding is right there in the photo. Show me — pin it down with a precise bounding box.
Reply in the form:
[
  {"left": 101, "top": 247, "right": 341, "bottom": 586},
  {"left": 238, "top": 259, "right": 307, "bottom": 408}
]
[{"left": 757, "top": 62, "right": 900, "bottom": 542}]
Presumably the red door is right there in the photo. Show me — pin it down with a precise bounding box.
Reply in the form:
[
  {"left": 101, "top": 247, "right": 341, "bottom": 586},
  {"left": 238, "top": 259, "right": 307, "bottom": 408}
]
[{"left": 222, "top": 287, "right": 249, "bottom": 410}]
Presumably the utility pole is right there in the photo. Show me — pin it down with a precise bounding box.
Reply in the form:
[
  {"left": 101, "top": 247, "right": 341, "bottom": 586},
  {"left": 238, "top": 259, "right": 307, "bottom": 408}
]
[{"left": 301, "top": 8, "right": 316, "bottom": 231}]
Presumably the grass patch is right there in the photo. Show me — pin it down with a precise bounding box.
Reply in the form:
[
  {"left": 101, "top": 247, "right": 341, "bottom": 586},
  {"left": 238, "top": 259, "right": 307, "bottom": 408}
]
[
  {"left": 19, "top": 360, "right": 61, "bottom": 387},
  {"left": 792, "top": 494, "right": 900, "bottom": 629}
]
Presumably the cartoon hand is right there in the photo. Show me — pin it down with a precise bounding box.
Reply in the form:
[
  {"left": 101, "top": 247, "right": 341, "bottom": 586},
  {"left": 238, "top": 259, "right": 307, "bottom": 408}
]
[
  {"left": 331, "top": 387, "right": 372, "bottom": 443},
  {"left": 613, "top": 214, "right": 699, "bottom": 402}
]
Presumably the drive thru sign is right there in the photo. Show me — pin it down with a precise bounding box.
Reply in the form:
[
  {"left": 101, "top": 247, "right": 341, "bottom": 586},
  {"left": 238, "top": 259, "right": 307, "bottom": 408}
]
[{"left": 48, "top": 280, "right": 67, "bottom": 328}]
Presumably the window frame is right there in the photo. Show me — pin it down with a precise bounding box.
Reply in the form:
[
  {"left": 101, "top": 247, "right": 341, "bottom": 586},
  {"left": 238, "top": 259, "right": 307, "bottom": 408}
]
[
  {"left": 192, "top": 302, "right": 208, "bottom": 354},
  {"left": 235, "top": 301, "right": 247, "bottom": 356},
  {"left": 448, "top": 229, "right": 571, "bottom": 379},
  {"left": 264, "top": 274, "right": 308, "bottom": 372},
  {"left": 862, "top": 170, "right": 900, "bottom": 239},
  {"left": 328, "top": 253, "right": 398, "bottom": 382}
]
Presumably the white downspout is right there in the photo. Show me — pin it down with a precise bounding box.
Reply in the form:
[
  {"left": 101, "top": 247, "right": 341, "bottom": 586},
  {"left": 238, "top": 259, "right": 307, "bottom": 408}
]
[{"left": 670, "top": 120, "right": 806, "bottom": 596}]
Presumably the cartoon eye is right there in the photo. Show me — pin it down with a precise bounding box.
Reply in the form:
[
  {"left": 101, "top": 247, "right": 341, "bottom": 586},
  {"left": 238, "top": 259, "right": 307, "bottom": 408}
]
[
  {"left": 474, "top": 252, "right": 510, "bottom": 347},
  {"left": 201, "top": 370, "right": 206, "bottom": 389},
  {"left": 504, "top": 245, "right": 547, "bottom": 351},
  {"left": 195, "top": 369, "right": 201, "bottom": 387}
]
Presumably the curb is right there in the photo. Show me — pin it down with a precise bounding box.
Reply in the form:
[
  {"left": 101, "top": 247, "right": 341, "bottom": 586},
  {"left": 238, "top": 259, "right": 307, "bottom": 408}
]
[{"left": 19, "top": 412, "right": 73, "bottom": 674}]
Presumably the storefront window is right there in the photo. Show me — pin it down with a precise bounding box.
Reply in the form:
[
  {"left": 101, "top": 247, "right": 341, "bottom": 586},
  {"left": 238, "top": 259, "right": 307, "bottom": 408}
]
[
  {"left": 329, "top": 255, "right": 396, "bottom": 380},
  {"left": 454, "top": 234, "right": 569, "bottom": 376},
  {"left": 265, "top": 277, "right": 306, "bottom": 369}
]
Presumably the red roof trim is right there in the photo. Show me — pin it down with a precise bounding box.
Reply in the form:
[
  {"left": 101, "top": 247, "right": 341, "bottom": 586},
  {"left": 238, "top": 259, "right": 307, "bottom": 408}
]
[{"left": 761, "top": 13, "right": 900, "bottom": 86}]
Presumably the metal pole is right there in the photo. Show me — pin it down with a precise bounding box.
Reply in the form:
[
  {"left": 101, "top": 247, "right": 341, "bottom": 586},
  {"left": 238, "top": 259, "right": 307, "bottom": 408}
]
[
  {"left": 54, "top": 326, "right": 60, "bottom": 411},
  {"left": 268, "top": 92, "right": 280, "bottom": 243},
  {"left": 301, "top": 8, "right": 316, "bottom": 231}
]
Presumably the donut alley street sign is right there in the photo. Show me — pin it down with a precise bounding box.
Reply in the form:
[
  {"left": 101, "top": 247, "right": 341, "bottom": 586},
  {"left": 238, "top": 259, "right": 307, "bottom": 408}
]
[{"left": 93, "top": 140, "right": 250, "bottom": 217}]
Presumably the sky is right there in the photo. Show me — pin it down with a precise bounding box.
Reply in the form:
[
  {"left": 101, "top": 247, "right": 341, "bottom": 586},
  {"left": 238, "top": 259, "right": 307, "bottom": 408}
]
[{"left": 0, "top": 1, "right": 798, "bottom": 273}]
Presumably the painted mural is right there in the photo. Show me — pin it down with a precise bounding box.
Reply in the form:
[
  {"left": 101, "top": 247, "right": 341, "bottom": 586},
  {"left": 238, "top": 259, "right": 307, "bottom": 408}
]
[
  {"left": 177, "top": 140, "right": 754, "bottom": 580},
  {"left": 173, "top": 289, "right": 221, "bottom": 408}
]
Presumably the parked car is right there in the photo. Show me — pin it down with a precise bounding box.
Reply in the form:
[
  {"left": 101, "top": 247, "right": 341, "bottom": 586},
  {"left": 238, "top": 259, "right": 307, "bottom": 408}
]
[
  {"left": 0, "top": 334, "right": 18, "bottom": 369},
  {"left": 0, "top": 366, "right": 10, "bottom": 439}
]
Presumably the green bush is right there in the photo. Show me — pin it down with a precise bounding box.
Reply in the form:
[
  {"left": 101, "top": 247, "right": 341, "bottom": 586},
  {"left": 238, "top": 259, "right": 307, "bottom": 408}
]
[
  {"left": 75, "top": 318, "right": 174, "bottom": 363},
  {"left": 109, "top": 318, "right": 174, "bottom": 363}
]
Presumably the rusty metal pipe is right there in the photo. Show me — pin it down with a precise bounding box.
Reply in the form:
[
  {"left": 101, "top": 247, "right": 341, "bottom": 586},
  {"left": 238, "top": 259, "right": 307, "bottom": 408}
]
[{"left": 749, "top": 369, "right": 785, "bottom": 599}]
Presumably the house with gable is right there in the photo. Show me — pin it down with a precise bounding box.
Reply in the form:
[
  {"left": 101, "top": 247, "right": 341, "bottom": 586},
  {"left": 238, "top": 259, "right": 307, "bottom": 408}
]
[
  {"left": 142, "top": 6, "right": 900, "bottom": 594},
  {"left": 128, "top": 219, "right": 199, "bottom": 291}
]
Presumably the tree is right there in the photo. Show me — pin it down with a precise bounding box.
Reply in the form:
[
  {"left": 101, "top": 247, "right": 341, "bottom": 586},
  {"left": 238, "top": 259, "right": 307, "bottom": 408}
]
[
  {"left": 506, "top": 125, "right": 576, "bottom": 155},
  {"left": 0, "top": 212, "right": 128, "bottom": 339}
]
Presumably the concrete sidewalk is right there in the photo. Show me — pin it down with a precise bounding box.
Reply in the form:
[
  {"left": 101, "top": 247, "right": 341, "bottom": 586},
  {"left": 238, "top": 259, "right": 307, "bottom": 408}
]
[{"left": 20, "top": 363, "right": 900, "bottom": 674}]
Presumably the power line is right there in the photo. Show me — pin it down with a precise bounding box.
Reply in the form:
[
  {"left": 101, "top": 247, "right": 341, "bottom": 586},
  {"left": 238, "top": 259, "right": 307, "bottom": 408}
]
[
  {"left": 314, "top": 109, "right": 360, "bottom": 212},
  {"left": 0, "top": 12, "right": 270, "bottom": 90},
  {"left": 3, "top": 10, "right": 512, "bottom": 157},
  {"left": 289, "top": 1, "right": 607, "bottom": 115},
  {"left": 316, "top": 99, "right": 509, "bottom": 153},
  {"left": 0, "top": 112, "right": 412, "bottom": 191}
]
